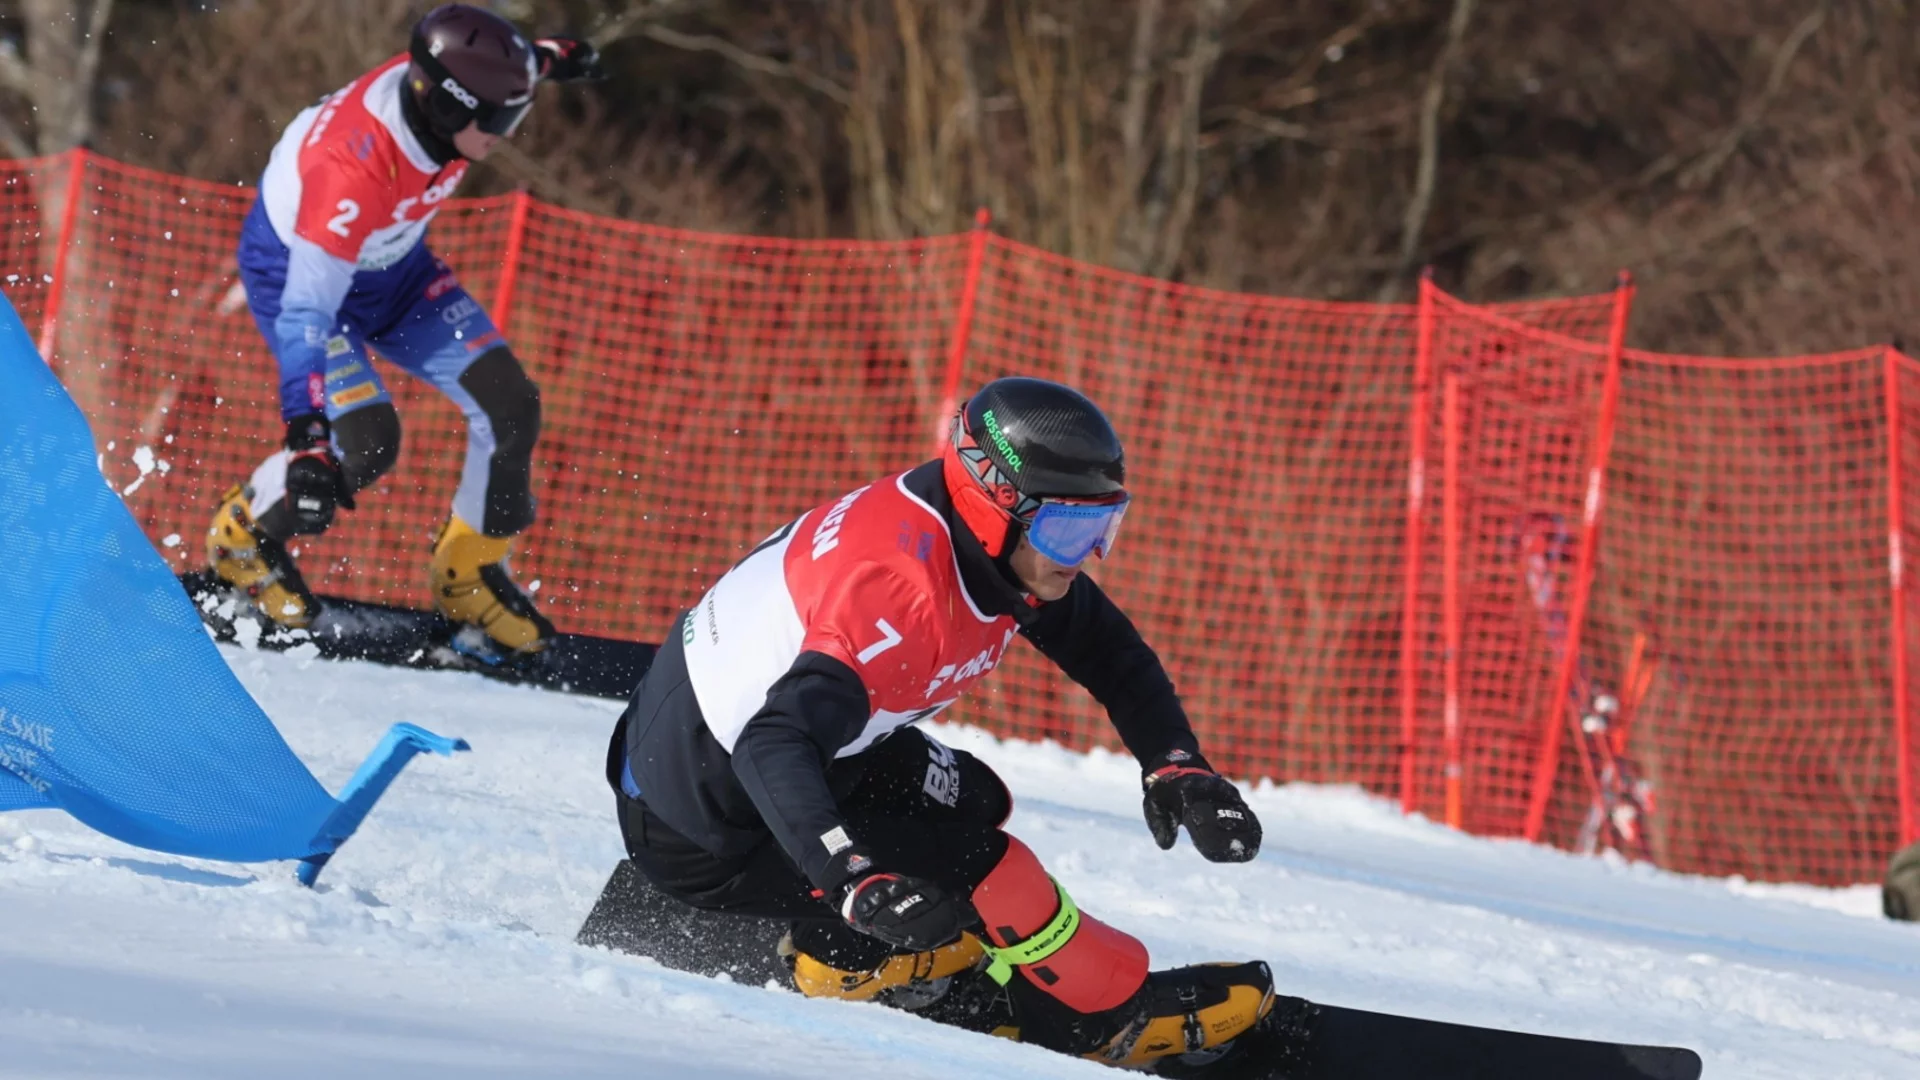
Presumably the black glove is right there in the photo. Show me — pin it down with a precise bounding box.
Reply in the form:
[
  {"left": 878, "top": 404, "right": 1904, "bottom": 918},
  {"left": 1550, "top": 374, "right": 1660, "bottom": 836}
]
[
  {"left": 1142, "top": 749, "right": 1262, "bottom": 863},
  {"left": 282, "top": 413, "right": 354, "bottom": 535},
  {"left": 534, "top": 36, "right": 604, "bottom": 83},
  {"left": 837, "top": 868, "right": 974, "bottom": 953}
]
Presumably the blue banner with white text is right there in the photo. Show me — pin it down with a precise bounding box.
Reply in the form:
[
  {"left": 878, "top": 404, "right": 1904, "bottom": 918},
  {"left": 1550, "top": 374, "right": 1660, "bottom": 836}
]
[{"left": 0, "top": 290, "right": 349, "bottom": 861}]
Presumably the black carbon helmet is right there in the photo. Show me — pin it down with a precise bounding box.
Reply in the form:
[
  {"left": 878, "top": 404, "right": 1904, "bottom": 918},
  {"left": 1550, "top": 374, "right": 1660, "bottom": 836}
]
[
  {"left": 406, "top": 4, "right": 538, "bottom": 139},
  {"left": 942, "top": 377, "right": 1127, "bottom": 557}
]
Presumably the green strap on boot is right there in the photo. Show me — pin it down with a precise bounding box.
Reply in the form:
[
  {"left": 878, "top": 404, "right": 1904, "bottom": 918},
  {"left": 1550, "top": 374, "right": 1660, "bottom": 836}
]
[{"left": 982, "top": 877, "right": 1080, "bottom": 986}]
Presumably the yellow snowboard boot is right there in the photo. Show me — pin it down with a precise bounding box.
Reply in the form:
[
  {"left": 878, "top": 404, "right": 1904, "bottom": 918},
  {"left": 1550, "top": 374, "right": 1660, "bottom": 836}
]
[
  {"left": 429, "top": 514, "right": 553, "bottom": 654},
  {"left": 204, "top": 485, "right": 318, "bottom": 628},
  {"left": 1081, "top": 961, "right": 1276, "bottom": 1069},
  {"left": 788, "top": 932, "right": 988, "bottom": 1007}
]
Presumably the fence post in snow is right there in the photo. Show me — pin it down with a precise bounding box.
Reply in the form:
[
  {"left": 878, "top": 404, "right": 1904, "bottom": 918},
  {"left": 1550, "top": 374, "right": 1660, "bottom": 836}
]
[
  {"left": 1397, "top": 271, "right": 1439, "bottom": 816},
  {"left": 1886, "top": 345, "right": 1916, "bottom": 848},
  {"left": 36, "top": 146, "right": 88, "bottom": 361},
  {"left": 932, "top": 207, "right": 992, "bottom": 452},
  {"left": 1523, "top": 272, "right": 1636, "bottom": 842},
  {"left": 491, "top": 189, "right": 533, "bottom": 334},
  {"left": 1442, "top": 373, "right": 1465, "bottom": 829}
]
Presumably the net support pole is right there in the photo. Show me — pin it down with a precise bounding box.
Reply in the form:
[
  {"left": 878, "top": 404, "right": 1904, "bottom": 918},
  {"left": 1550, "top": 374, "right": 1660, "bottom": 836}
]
[
  {"left": 1887, "top": 346, "right": 1916, "bottom": 848},
  {"left": 491, "top": 189, "right": 533, "bottom": 332},
  {"left": 1397, "top": 272, "right": 1443, "bottom": 810},
  {"left": 933, "top": 208, "right": 992, "bottom": 452},
  {"left": 297, "top": 722, "right": 470, "bottom": 887},
  {"left": 1442, "top": 373, "right": 1465, "bottom": 830},
  {"left": 1524, "top": 272, "right": 1636, "bottom": 842},
  {"left": 37, "top": 147, "right": 88, "bottom": 360},
  {"left": 1398, "top": 271, "right": 1439, "bottom": 815}
]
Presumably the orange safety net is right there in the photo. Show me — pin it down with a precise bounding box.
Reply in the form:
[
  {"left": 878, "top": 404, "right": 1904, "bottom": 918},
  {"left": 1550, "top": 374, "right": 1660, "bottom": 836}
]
[
  {"left": 1579, "top": 347, "right": 1902, "bottom": 884},
  {"left": 497, "top": 199, "right": 969, "bottom": 636},
  {"left": 17, "top": 155, "right": 965, "bottom": 643},
  {"left": 3, "top": 148, "right": 1914, "bottom": 884},
  {"left": 1401, "top": 285, "right": 1618, "bottom": 840},
  {"left": 0, "top": 154, "right": 67, "bottom": 358},
  {"left": 959, "top": 242, "right": 1620, "bottom": 802},
  {"left": 1403, "top": 287, "right": 1907, "bottom": 884}
]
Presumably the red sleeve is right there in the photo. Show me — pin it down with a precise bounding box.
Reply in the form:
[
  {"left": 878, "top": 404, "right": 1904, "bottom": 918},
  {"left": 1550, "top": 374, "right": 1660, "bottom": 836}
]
[
  {"left": 801, "top": 561, "right": 937, "bottom": 709},
  {"left": 290, "top": 147, "right": 396, "bottom": 263}
]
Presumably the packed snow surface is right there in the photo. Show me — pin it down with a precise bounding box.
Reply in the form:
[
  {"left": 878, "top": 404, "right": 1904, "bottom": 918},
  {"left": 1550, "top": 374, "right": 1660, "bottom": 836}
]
[{"left": 1, "top": 646, "right": 1916, "bottom": 1078}]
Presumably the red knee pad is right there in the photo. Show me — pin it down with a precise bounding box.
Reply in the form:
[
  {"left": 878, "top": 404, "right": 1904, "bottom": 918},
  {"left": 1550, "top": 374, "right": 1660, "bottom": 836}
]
[{"left": 971, "top": 835, "right": 1148, "bottom": 1014}]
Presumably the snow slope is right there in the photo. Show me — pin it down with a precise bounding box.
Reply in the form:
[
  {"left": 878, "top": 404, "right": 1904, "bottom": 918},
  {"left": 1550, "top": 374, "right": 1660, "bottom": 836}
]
[{"left": 1, "top": 645, "right": 1916, "bottom": 1079}]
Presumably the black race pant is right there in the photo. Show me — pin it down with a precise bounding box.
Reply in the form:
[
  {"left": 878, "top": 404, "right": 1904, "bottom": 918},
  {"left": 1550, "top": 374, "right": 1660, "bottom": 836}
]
[
  {"left": 614, "top": 726, "right": 1012, "bottom": 972},
  {"left": 255, "top": 347, "right": 541, "bottom": 541}
]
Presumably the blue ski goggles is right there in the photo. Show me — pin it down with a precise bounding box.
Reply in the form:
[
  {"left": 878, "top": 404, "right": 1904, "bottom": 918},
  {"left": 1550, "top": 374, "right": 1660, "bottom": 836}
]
[{"left": 1025, "top": 496, "right": 1130, "bottom": 567}]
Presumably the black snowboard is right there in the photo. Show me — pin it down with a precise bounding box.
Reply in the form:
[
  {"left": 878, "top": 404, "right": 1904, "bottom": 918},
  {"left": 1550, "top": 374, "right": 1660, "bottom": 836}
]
[
  {"left": 179, "top": 571, "right": 654, "bottom": 700},
  {"left": 576, "top": 858, "right": 791, "bottom": 986},
  {"left": 576, "top": 860, "right": 1703, "bottom": 1080},
  {"left": 1255, "top": 1001, "right": 1702, "bottom": 1080}
]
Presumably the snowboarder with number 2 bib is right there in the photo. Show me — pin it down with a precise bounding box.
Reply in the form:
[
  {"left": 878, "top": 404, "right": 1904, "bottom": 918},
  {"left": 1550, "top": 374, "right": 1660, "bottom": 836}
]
[
  {"left": 600, "top": 376, "right": 1274, "bottom": 1069},
  {"left": 204, "top": 4, "right": 601, "bottom": 658}
]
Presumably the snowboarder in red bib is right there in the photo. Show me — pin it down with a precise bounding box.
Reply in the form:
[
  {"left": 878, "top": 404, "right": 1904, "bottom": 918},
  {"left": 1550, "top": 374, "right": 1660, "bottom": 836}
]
[
  {"left": 601, "top": 376, "right": 1274, "bottom": 1067},
  {"left": 204, "top": 4, "right": 601, "bottom": 657}
]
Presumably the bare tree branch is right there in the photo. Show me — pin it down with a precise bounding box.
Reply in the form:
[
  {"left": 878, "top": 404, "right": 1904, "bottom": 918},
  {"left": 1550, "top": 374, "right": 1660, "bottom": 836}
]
[
  {"left": 68, "top": 0, "right": 116, "bottom": 149},
  {"left": 1003, "top": 3, "right": 1062, "bottom": 248},
  {"left": 1442, "top": 2, "right": 1831, "bottom": 282},
  {"left": 1639, "top": 158, "right": 1849, "bottom": 274},
  {"left": 0, "top": 108, "right": 33, "bottom": 160},
  {"left": 1146, "top": 0, "right": 1231, "bottom": 280},
  {"left": 1378, "top": 0, "right": 1476, "bottom": 303},
  {"left": 892, "top": 0, "right": 938, "bottom": 229},
  {"left": 588, "top": 0, "right": 703, "bottom": 50},
  {"left": 487, "top": 140, "right": 624, "bottom": 218},
  {"left": 639, "top": 24, "right": 852, "bottom": 107},
  {"left": 1677, "top": 2, "right": 1828, "bottom": 191},
  {"left": 1112, "top": 0, "right": 1230, "bottom": 275},
  {"left": 1246, "top": 8, "right": 1387, "bottom": 116},
  {"left": 1117, "top": 0, "right": 1162, "bottom": 196},
  {"left": 845, "top": 4, "right": 897, "bottom": 238},
  {"left": 1231, "top": 108, "right": 1311, "bottom": 142},
  {"left": 0, "top": 40, "right": 31, "bottom": 96},
  {"left": 585, "top": 0, "right": 856, "bottom": 112},
  {"left": 77, "top": 0, "right": 115, "bottom": 90},
  {"left": 0, "top": 36, "right": 40, "bottom": 158},
  {"left": 931, "top": 0, "right": 991, "bottom": 223}
]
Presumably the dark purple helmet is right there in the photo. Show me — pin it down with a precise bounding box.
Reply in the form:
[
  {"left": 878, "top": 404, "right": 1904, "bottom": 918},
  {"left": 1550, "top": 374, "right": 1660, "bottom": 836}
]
[{"left": 406, "top": 4, "right": 537, "bottom": 138}]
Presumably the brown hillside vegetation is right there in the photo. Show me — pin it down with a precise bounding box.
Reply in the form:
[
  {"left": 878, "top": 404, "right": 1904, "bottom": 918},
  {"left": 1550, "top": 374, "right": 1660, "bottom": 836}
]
[{"left": 6, "top": 0, "right": 1917, "bottom": 355}]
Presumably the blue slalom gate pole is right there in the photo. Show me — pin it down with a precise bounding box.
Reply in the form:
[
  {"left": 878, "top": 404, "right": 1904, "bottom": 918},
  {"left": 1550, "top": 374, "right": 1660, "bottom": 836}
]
[{"left": 297, "top": 723, "right": 471, "bottom": 887}]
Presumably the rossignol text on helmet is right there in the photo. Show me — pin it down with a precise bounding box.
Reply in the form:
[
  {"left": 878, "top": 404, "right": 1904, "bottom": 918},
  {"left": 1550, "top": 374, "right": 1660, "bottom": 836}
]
[
  {"left": 940, "top": 376, "right": 1129, "bottom": 564},
  {"left": 407, "top": 4, "right": 538, "bottom": 139}
]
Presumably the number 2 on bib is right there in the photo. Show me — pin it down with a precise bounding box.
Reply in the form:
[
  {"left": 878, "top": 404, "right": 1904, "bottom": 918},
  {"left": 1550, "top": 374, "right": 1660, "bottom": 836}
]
[{"left": 327, "top": 199, "right": 361, "bottom": 237}]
